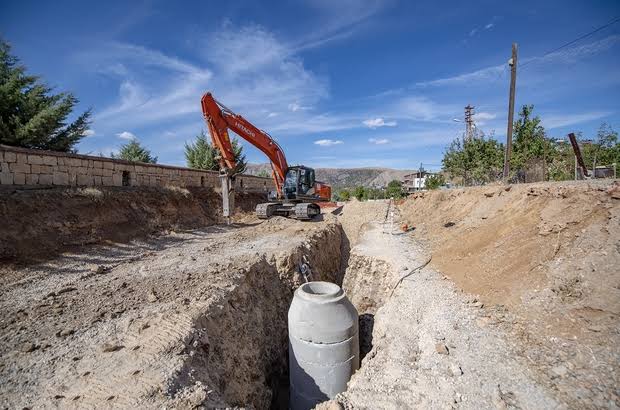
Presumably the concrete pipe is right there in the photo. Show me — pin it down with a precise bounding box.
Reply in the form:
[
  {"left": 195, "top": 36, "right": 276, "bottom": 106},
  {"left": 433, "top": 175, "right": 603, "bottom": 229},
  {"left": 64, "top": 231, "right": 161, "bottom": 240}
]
[{"left": 288, "top": 281, "right": 359, "bottom": 410}]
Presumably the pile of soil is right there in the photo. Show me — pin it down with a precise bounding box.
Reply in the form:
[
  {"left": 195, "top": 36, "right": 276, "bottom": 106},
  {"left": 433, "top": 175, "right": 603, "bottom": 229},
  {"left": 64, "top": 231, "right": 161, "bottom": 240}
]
[
  {"left": 399, "top": 180, "right": 619, "bottom": 406},
  {"left": 0, "top": 186, "right": 265, "bottom": 261}
]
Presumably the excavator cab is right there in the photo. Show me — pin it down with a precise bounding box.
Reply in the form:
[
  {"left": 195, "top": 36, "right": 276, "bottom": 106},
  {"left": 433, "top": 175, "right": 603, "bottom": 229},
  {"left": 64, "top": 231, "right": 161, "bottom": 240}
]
[
  {"left": 283, "top": 166, "right": 316, "bottom": 200},
  {"left": 257, "top": 165, "right": 323, "bottom": 220}
]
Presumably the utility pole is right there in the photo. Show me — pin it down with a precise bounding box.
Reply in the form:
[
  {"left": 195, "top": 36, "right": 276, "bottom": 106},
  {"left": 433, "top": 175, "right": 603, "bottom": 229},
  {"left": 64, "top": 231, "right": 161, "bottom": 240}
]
[
  {"left": 503, "top": 43, "right": 518, "bottom": 179},
  {"left": 418, "top": 162, "right": 423, "bottom": 190},
  {"left": 464, "top": 105, "right": 474, "bottom": 141},
  {"left": 568, "top": 132, "right": 589, "bottom": 179}
]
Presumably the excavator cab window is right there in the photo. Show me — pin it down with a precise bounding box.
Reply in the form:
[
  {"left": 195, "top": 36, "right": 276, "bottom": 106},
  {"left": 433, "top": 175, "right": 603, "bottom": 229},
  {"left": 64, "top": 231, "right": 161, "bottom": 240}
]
[
  {"left": 297, "top": 167, "right": 315, "bottom": 195},
  {"left": 284, "top": 167, "right": 315, "bottom": 198},
  {"left": 301, "top": 168, "right": 314, "bottom": 194},
  {"left": 284, "top": 168, "right": 299, "bottom": 199}
]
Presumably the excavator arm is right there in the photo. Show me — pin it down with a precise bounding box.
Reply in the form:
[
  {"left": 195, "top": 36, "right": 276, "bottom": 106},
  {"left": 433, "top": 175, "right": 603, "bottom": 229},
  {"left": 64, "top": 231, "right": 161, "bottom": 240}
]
[{"left": 201, "top": 92, "right": 288, "bottom": 196}]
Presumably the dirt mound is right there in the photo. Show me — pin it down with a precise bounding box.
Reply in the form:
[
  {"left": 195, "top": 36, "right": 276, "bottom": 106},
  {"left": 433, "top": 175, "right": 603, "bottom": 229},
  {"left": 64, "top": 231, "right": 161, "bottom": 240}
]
[
  {"left": 399, "top": 180, "right": 620, "bottom": 406},
  {"left": 399, "top": 181, "right": 619, "bottom": 311},
  {"left": 0, "top": 186, "right": 265, "bottom": 261}
]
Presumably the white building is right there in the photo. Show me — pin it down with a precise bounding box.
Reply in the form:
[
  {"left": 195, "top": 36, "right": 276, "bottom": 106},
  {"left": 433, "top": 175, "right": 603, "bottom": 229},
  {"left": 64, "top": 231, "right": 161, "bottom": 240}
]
[{"left": 402, "top": 171, "right": 434, "bottom": 192}]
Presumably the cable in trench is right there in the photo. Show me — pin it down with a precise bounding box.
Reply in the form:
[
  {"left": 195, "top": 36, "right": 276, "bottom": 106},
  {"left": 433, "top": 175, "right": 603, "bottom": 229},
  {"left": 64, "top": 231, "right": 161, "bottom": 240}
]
[{"left": 389, "top": 254, "right": 432, "bottom": 297}]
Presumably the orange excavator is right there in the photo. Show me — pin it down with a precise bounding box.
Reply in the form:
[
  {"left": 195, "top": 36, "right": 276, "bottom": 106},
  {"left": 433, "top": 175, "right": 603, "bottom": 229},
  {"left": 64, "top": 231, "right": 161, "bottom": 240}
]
[{"left": 201, "top": 92, "right": 331, "bottom": 220}]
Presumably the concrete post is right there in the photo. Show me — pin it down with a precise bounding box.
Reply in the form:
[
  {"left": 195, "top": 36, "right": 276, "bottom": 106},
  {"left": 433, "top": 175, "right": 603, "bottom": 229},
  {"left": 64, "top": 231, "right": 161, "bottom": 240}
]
[{"left": 220, "top": 174, "right": 234, "bottom": 224}]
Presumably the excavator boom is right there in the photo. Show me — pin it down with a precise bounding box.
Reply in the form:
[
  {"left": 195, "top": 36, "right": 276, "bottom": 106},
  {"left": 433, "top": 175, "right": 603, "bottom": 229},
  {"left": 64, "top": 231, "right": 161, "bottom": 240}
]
[{"left": 201, "top": 93, "right": 288, "bottom": 196}]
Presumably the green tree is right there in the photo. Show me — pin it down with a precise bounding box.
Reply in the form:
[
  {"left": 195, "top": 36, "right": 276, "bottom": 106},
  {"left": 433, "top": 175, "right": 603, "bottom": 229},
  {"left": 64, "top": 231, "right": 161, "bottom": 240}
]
[
  {"left": 442, "top": 135, "right": 504, "bottom": 185},
  {"left": 339, "top": 189, "right": 351, "bottom": 201},
  {"left": 546, "top": 140, "right": 575, "bottom": 181},
  {"left": 386, "top": 179, "right": 404, "bottom": 198},
  {"left": 0, "top": 39, "right": 91, "bottom": 152},
  {"left": 353, "top": 186, "right": 366, "bottom": 201},
  {"left": 425, "top": 173, "right": 445, "bottom": 190},
  {"left": 185, "top": 131, "right": 247, "bottom": 174},
  {"left": 366, "top": 187, "right": 385, "bottom": 199},
  {"left": 184, "top": 131, "right": 218, "bottom": 170},
  {"left": 581, "top": 123, "right": 619, "bottom": 170},
  {"left": 511, "top": 105, "right": 554, "bottom": 179},
  {"left": 256, "top": 169, "right": 271, "bottom": 178},
  {"left": 114, "top": 139, "right": 157, "bottom": 163}
]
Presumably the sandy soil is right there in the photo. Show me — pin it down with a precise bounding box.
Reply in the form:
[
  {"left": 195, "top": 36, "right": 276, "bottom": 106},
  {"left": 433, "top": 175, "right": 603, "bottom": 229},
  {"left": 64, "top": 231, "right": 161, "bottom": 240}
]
[
  {"left": 328, "top": 181, "right": 618, "bottom": 409},
  {"left": 0, "top": 185, "right": 264, "bottom": 261},
  {"left": 0, "top": 215, "right": 343, "bottom": 409},
  {"left": 1, "top": 180, "right": 617, "bottom": 409},
  {"left": 338, "top": 219, "right": 560, "bottom": 409},
  {"left": 398, "top": 180, "right": 619, "bottom": 408}
]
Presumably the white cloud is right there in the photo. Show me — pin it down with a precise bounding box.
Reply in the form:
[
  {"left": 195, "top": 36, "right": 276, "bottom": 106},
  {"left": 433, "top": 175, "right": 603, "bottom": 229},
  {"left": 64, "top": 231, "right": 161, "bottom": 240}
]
[
  {"left": 96, "top": 80, "right": 148, "bottom": 120},
  {"left": 267, "top": 112, "right": 279, "bottom": 118},
  {"left": 526, "top": 34, "right": 620, "bottom": 67},
  {"left": 469, "top": 19, "right": 496, "bottom": 38},
  {"left": 292, "top": 0, "right": 388, "bottom": 52},
  {"left": 288, "top": 102, "right": 310, "bottom": 112},
  {"left": 202, "top": 24, "right": 327, "bottom": 117},
  {"left": 416, "top": 64, "right": 504, "bottom": 87},
  {"left": 419, "top": 35, "right": 620, "bottom": 89},
  {"left": 83, "top": 24, "right": 328, "bottom": 133},
  {"left": 542, "top": 111, "right": 612, "bottom": 129},
  {"left": 396, "top": 96, "right": 452, "bottom": 121},
  {"left": 363, "top": 118, "right": 397, "bottom": 128},
  {"left": 369, "top": 138, "right": 390, "bottom": 145},
  {"left": 314, "top": 139, "right": 344, "bottom": 146},
  {"left": 472, "top": 112, "right": 497, "bottom": 125},
  {"left": 474, "top": 112, "right": 496, "bottom": 121},
  {"left": 206, "top": 23, "right": 289, "bottom": 74},
  {"left": 117, "top": 131, "right": 137, "bottom": 140},
  {"left": 86, "top": 43, "right": 212, "bottom": 127},
  {"left": 268, "top": 113, "right": 362, "bottom": 135},
  {"left": 83, "top": 129, "right": 96, "bottom": 137}
]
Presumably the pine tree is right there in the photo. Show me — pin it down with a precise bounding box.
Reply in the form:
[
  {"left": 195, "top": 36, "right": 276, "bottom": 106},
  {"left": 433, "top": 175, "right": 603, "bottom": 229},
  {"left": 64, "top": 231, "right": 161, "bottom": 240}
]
[
  {"left": 185, "top": 131, "right": 247, "bottom": 174},
  {"left": 0, "top": 39, "right": 91, "bottom": 152},
  {"left": 114, "top": 139, "right": 157, "bottom": 163}
]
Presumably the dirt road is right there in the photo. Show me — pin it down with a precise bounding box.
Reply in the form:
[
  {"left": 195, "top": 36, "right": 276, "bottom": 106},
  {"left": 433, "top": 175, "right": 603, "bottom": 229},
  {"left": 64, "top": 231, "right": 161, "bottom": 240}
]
[{"left": 339, "top": 218, "right": 559, "bottom": 408}]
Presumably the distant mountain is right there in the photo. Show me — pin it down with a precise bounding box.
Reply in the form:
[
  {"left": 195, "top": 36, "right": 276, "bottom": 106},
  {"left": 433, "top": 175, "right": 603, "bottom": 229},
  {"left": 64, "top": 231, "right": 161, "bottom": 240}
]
[{"left": 245, "top": 163, "right": 417, "bottom": 190}]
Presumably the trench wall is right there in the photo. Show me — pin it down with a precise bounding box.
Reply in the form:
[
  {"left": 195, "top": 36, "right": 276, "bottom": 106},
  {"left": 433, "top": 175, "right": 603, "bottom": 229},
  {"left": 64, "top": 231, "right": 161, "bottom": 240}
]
[{"left": 0, "top": 145, "right": 272, "bottom": 192}]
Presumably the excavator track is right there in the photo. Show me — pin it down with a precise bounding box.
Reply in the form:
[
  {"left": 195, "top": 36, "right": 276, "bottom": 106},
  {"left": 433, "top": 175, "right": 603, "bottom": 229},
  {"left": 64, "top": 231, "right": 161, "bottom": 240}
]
[
  {"left": 255, "top": 202, "right": 321, "bottom": 220},
  {"left": 256, "top": 202, "right": 280, "bottom": 219},
  {"left": 292, "top": 203, "right": 321, "bottom": 220}
]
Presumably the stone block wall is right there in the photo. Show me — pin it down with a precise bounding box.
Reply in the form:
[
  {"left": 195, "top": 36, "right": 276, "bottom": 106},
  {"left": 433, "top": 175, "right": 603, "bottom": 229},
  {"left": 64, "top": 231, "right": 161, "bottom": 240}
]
[{"left": 0, "top": 145, "right": 272, "bottom": 192}]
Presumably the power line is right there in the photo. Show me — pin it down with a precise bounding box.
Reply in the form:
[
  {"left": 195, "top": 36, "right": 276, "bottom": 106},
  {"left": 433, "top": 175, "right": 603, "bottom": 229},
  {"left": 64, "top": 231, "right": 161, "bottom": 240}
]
[{"left": 520, "top": 16, "right": 620, "bottom": 69}]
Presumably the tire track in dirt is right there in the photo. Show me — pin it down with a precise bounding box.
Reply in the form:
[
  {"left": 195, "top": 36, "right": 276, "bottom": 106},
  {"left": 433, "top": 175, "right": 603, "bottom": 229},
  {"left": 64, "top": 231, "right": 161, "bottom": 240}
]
[{"left": 1, "top": 216, "right": 343, "bottom": 409}]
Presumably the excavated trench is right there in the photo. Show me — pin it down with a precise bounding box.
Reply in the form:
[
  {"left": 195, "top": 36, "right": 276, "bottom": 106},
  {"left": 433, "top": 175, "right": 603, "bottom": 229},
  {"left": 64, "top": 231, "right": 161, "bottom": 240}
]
[{"left": 171, "top": 218, "right": 391, "bottom": 409}]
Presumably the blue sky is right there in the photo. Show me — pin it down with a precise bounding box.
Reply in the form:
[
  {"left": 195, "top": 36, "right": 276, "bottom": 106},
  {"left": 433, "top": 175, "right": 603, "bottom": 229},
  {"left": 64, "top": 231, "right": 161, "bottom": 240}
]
[{"left": 2, "top": 0, "right": 619, "bottom": 170}]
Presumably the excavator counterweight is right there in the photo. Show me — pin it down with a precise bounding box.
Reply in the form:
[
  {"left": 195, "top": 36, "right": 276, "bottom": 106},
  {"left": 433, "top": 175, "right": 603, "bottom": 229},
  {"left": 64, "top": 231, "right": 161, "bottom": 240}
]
[{"left": 200, "top": 92, "right": 331, "bottom": 221}]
